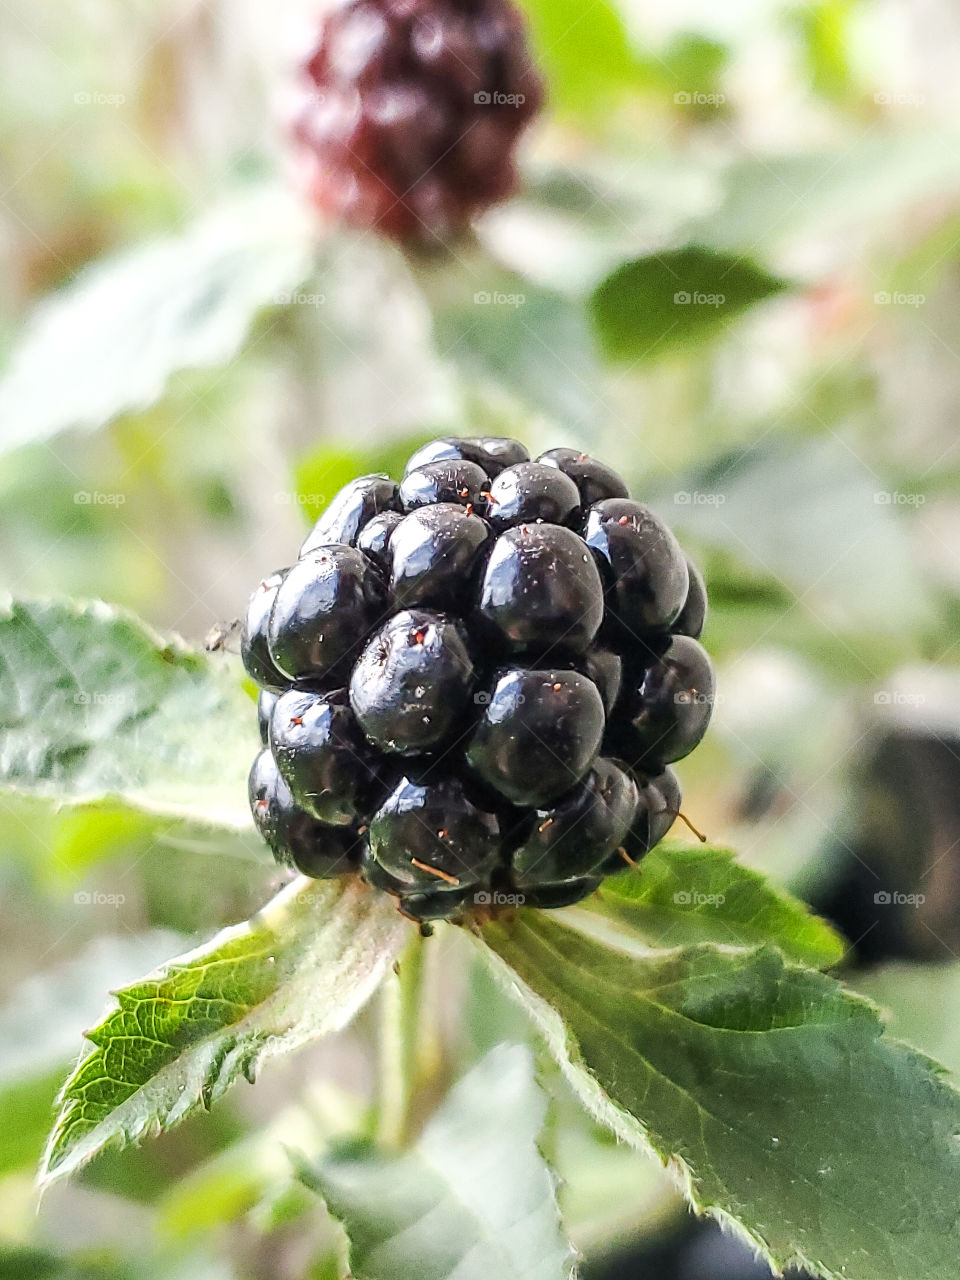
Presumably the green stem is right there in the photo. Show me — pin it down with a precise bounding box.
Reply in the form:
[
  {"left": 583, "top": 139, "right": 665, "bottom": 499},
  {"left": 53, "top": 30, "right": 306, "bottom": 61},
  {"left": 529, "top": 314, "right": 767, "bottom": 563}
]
[{"left": 375, "top": 931, "right": 426, "bottom": 1150}]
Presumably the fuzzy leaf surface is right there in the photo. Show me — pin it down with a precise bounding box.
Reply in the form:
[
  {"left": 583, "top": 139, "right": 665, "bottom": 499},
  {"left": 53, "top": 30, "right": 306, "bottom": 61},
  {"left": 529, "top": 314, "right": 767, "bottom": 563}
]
[
  {"left": 41, "top": 877, "right": 409, "bottom": 1184},
  {"left": 300, "top": 1044, "right": 576, "bottom": 1280},
  {"left": 478, "top": 911, "right": 960, "bottom": 1280}
]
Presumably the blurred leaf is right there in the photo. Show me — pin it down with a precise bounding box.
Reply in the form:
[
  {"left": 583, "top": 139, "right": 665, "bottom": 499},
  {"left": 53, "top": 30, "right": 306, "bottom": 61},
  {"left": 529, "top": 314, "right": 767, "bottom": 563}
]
[
  {"left": 0, "top": 930, "right": 183, "bottom": 1091},
  {"left": 661, "top": 434, "right": 933, "bottom": 636},
  {"left": 517, "top": 0, "right": 641, "bottom": 114},
  {"left": 294, "top": 434, "right": 434, "bottom": 530},
  {"left": 157, "top": 1083, "right": 364, "bottom": 1238},
  {"left": 583, "top": 842, "right": 844, "bottom": 967},
  {"left": 299, "top": 1044, "right": 576, "bottom": 1280},
  {"left": 0, "top": 189, "right": 313, "bottom": 456},
  {"left": 478, "top": 913, "right": 960, "bottom": 1280},
  {"left": 482, "top": 162, "right": 723, "bottom": 295},
  {"left": 0, "top": 1248, "right": 130, "bottom": 1280},
  {"left": 591, "top": 247, "right": 787, "bottom": 361},
  {"left": 41, "top": 877, "right": 409, "bottom": 1185},
  {"left": 854, "top": 963, "right": 960, "bottom": 1079},
  {"left": 0, "top": 1071, "right": 67, "bottom": 1176},
  {"left": 663, "top": 33, "right": 728, "bottom": 103},
  {"left": 688, "top": 132, "right": 960, "bottom": 251},
  {"left": 0, "top": 1246, "right": 234, "bottom": 1280},
  {"left": 430, "top": 271, "right": 600, "bottom": 433},
  {"left": 792, "top": 0, "right": 859, "bottom": 102},
  {"left": 0, "top": 598, "right": 254, "bottom": 831}
]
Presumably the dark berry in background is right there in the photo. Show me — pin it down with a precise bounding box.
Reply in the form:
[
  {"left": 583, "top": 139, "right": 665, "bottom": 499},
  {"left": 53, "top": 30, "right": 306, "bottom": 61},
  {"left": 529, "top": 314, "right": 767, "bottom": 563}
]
[
  {"left": 241, "top": 435, "right": 715, "bottom": 922},
  {"left": 290, "top": 0, "right": 544, "bottom": 244}
]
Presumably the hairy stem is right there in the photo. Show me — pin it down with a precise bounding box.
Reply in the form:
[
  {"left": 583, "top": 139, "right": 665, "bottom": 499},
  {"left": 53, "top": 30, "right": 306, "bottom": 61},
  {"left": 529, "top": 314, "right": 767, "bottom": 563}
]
[{"left": 375, "top": 931, "right": 426, "bottom": 1149}]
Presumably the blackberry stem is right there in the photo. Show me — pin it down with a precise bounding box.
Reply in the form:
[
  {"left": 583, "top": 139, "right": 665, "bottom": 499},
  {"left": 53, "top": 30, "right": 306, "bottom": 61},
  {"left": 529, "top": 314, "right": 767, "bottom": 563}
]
[{"left": 375, "top": 930, "right": 428, "bottom": 1149}]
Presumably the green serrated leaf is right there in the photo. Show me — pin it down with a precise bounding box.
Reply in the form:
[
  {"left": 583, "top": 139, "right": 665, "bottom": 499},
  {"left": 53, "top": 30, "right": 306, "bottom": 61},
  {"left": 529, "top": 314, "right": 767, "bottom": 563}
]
[
  {"left": 477, "top": 913, "right": 960, "bottom": 1280},
  {"left": 299, "top": 1044, "right": 576, "bottom": 1280},
  {"left": 0, "top": 188, "right": 313, "bottom": 456},
  {"left": 582, "top": 842, "right": 844, "bottom": 968},
  {"left": 591, "top": 246, "right": 787, "bottom": 361},
  {"left": 41, "top": 877, "right": 409, "bottom": 1186},
  {"left": 0, "top": 597, "right": 255, "bottom": 832}
]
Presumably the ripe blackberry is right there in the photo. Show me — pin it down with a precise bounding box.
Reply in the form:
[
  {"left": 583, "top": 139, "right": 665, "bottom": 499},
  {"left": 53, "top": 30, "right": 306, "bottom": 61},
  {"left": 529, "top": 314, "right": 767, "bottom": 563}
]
[
  {"left": 291, "top": 0, "right": 544, "bottom": 245},
  {"left": 242, "top": 436, "right": 714, "bottom": 921}
]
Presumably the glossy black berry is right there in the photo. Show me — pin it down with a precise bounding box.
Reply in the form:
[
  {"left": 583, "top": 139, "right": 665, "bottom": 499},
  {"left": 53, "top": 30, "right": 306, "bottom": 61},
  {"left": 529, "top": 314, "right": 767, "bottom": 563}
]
[
  {"left": 257, "top": 689, "right": 278, "bottom": 746},
  {"left": 389, "top": 504, "right": 491, "bottom": 611},
  {"left": 248, "top": 749, "right": 360, "bottom": 877},
  {"left": 267, "top": 546, "right": 388, "bottom": 683},
  {"left": 269, "top": 688, "right": 373, "bottom": 825},
  {"left": 242, "top": 570, "right": 289, "bottom": 691},
  {"left": 300, "top": 474, "right": 400, "bottom": 557},
  {"left": 477, "top": 523, "right": 604, "bottom": 657},
  {"left": 582, "top": 647, "right": 623, "bottom": 717},
  {"left": 485, "top": 462, "right": 581, "bottom": 531},
  {"left": 242, "top": 435, "right": 712, "bottom": 919},
  {"left": 584, "top": 499, "right": 689, "bottom": 638},
  {"left": 467, "top": 668, "right": 605, "bottom": 806},
  {"left": 511, "top": 759, "right": 638, "bottom": 887},
  {"left": 368, "top": 774, "right": 500, "bottom": 892},
  {"left": 537, "top": 448, "right": 629, "bottom": 506},
  {"left": 614, "top": 637, "right": 716, "bottom": 769},
  {"left": 404, "top": 436, "right": 529, "bottom": 478},
  {"left": 673, "top": 557, "right": 708, "bottom": 640},
  {"left": 349, "top": 610, "right": 475, "bottom": 755},
  {"left": 357, "top": 510, "right": 405, "bottom": 573},
  {"left": 399, "top": 459, "right": 488, "bottom": 511},
  {"left": 621, "top": 766, "right": 682, "bottom": 865}
]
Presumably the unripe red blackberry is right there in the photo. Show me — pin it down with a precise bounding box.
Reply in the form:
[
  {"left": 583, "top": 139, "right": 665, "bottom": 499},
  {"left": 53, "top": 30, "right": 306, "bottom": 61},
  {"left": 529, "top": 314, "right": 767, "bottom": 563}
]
[{"left": 291, "top": 0, "right": 544, "bottom": 244}]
